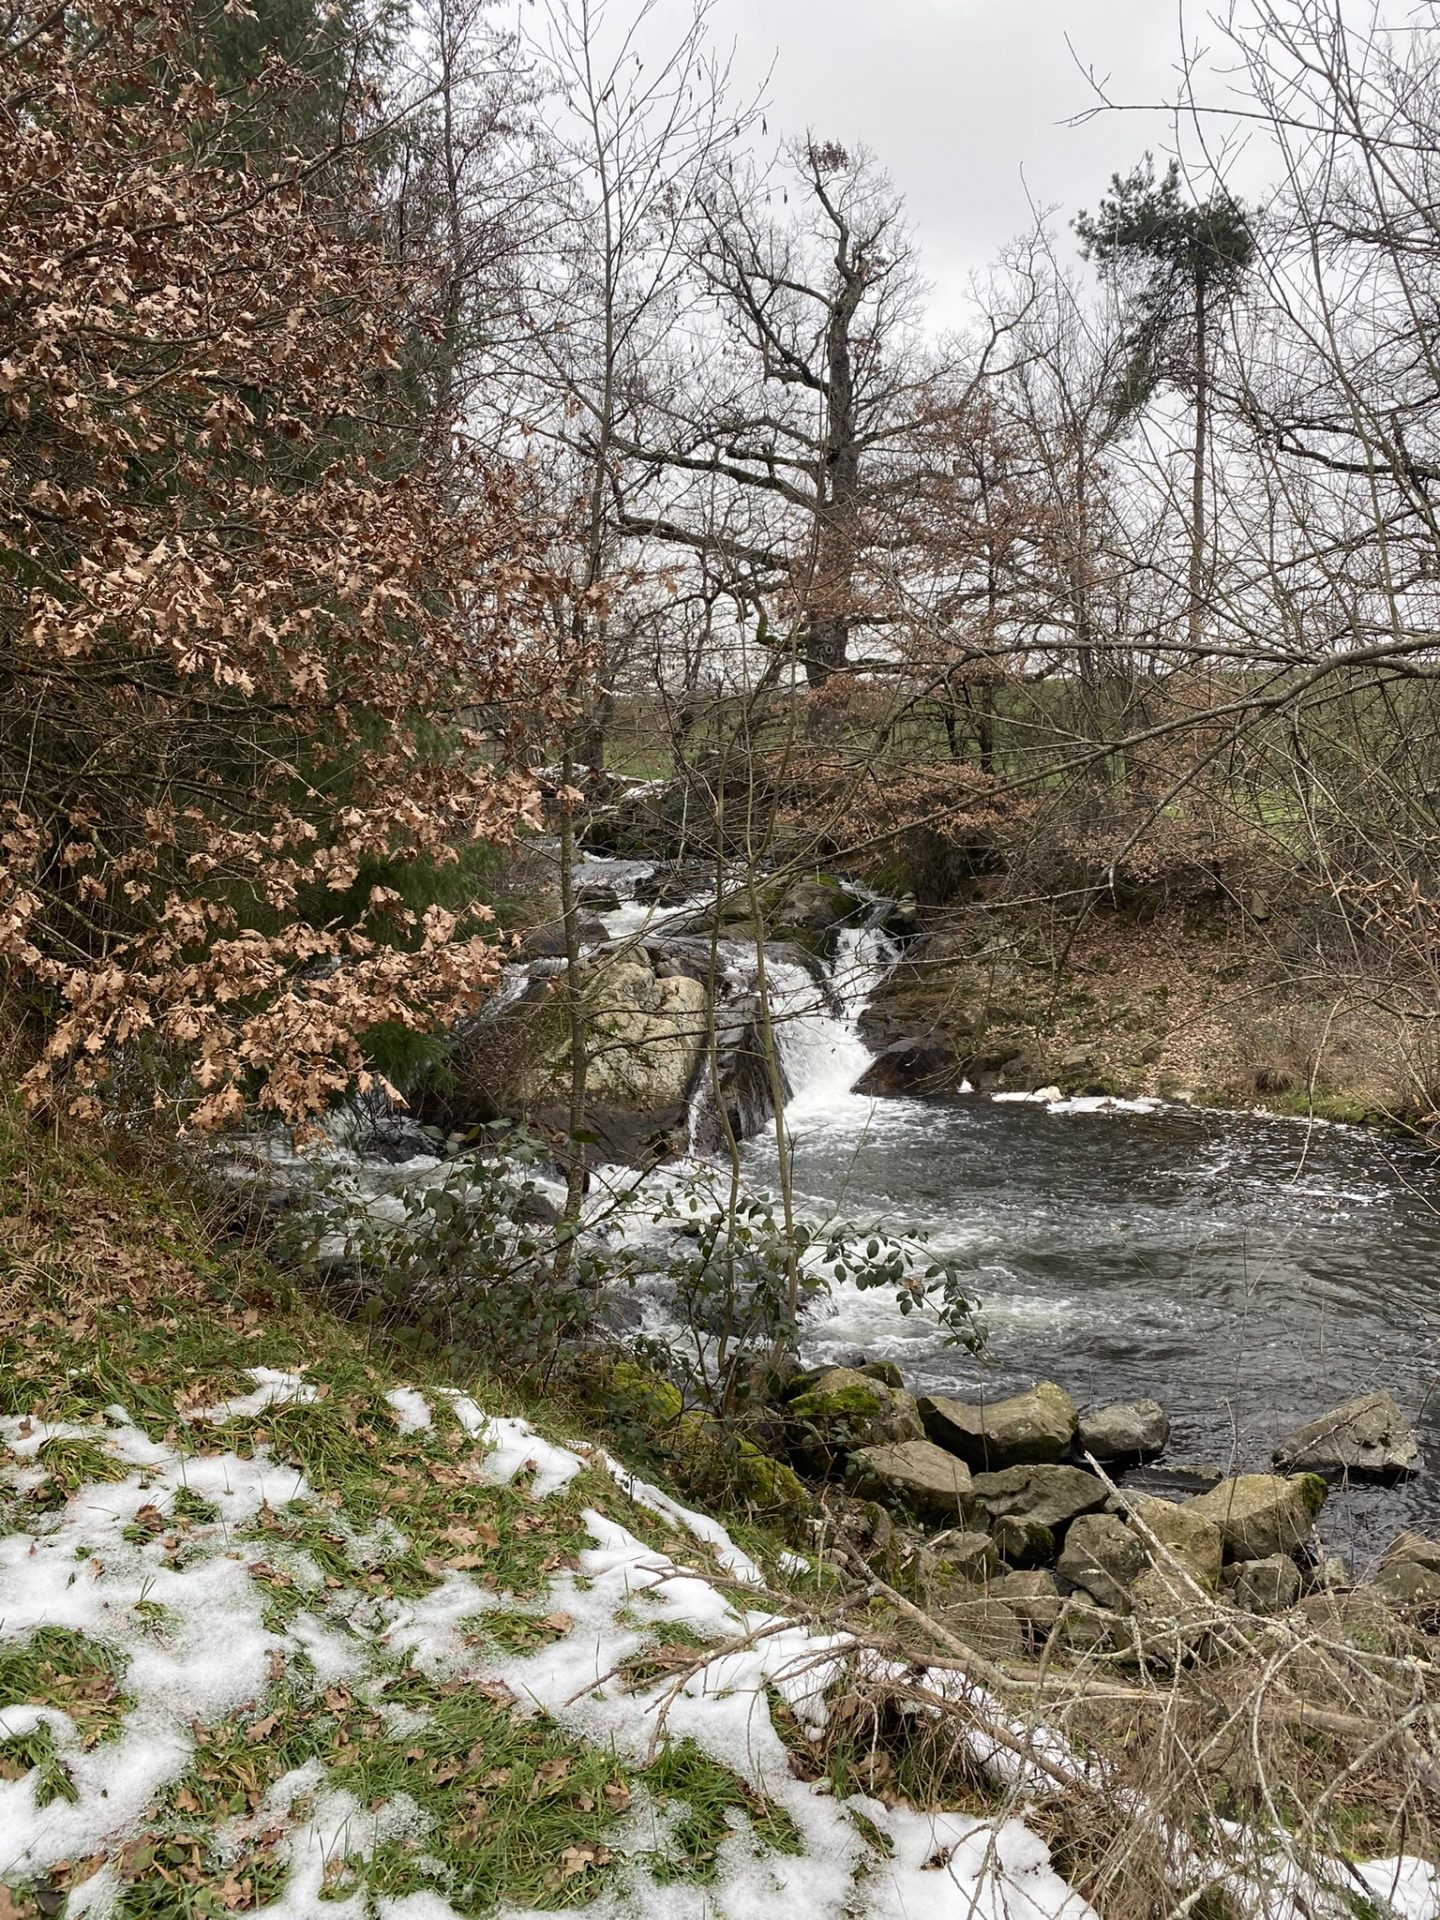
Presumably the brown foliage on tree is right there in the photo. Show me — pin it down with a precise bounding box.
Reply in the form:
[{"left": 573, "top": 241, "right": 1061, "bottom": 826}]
[{"left": 0, "top": 1, "right": 564, "bottom": 1130}]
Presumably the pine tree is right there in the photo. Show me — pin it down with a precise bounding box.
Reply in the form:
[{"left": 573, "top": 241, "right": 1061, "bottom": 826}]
[{"left": 1075, "top": 156, "right": 1253, "bottom": 654}]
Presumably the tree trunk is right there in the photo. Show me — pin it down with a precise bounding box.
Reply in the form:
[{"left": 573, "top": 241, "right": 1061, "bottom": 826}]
[{"left": 1190, "top": 282, "right": 1208, "bottom": 656}]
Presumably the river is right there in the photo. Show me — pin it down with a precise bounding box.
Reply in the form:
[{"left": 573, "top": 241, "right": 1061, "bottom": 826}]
[{"left": 583, "top": 856, "right": 1440, "bottom": 1568}]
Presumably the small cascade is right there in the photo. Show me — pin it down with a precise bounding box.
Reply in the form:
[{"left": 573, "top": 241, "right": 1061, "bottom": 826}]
[{"left": 757, "top": 949, "right": 884, "bottom": 1122}]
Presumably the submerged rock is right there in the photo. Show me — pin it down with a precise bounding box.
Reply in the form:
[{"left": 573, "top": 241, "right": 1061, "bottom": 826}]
[
  {"left": 919, "top": 1382, "right": 1077, "bottom": 1471},
  {"left": 849, "top": 1439, "right": 974, "bottom": 1524},
  {"left": 1273, "top": 1392, "right": 1421, "bottom": 1480},
  {"left": 1077, "top": 1399, "right": 1170, "bottom": 1464},
  {"left": 1183, "top": 1473, "right": 1328, "bottom": 1562}
]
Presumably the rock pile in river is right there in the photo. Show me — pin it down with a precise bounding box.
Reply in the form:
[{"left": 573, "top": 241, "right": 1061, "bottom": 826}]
[{"left": 774, "top": 1363, "right": 1437, "bottom": 1642}]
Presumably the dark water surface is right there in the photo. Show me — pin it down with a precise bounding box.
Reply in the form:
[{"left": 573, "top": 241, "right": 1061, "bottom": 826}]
[{"left": 739, "top": 1091, "right": 1440, "bottom": 1566}]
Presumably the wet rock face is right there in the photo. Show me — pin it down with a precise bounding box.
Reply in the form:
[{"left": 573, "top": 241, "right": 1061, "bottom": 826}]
[
  {"left": 438, "top": 945, "right": 710, "bottom": 1165},
  {"left": 1183, "top": 1472, "right": 1328, "bottom": 1562},
  {"left": 848, "top": 1439, "right": 975, "bottom": 1524},
  {"left": 1273, "top": 1392, "right": 1421, "bottom": 1480},
  {"left": 851, "top": 1038, "right": 955, "bottom": 1098},
  {"left": 919, "top": 1382, "right": 1078, "bottom": 1471},
  {"left": 1077, "top": 1399, "right": 1170, "bottom": 1464}
]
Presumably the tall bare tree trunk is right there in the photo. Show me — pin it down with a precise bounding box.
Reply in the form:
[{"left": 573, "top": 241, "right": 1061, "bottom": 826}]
[{"left": 1190, "top": 282, "right": 1208, "bottom": 657}]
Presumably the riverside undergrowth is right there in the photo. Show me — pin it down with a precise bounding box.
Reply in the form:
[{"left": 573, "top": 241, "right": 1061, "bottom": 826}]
[{"left": 1, "top": 1103, "right": 1437, "bottom": 1920}]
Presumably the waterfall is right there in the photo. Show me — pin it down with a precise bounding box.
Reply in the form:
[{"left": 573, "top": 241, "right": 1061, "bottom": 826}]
[{"left": 758, "top": 929, "right": 897, "bottom": 1122}]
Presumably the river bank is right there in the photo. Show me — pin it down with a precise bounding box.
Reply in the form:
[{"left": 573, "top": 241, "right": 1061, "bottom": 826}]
[{"left": 3, "top": 1094, "right": 1439, "bottom": 1919}]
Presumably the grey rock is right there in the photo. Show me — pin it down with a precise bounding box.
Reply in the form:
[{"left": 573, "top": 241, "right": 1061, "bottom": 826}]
[
  {"left": 576, "top": 882, "right": 622, "bottom": 912},
  {"left": 1183, "top": 1473, "right": 1328, "bottom": 1562},
  {"left": 1274, "top": 1392, "right": 1421, "bottom": 1480},
  {"left": 1225, "top": 1553, "right": 1302, "bottom": 1616},
  {"left": 1077, "top": 1399, "right": 1170, "bottom": 1463},
  {"left": 849, "top": 1440, "right": 973, "bottom": 1524},
  {"left": 1383, "top": 1531, "right": 1440, "bottom": 1575},
  {"left": 919, "top": 1382, "right": 1078, "bottom": 1471},
  {"left": 991, "top": 1569, "right": 1062, "bottom": 1640},
  {"left": 1119, "top": 1495, "right": 1224, "bottom": 1591},
  {"left": 1057, "top": 1513, "right": 1148, "bottom": 1613},
  {"left": 975, "top": 1463, "right": 1108, "bottom": 1564},
  {"left": 1370, "top": 1558, "right": 1440, "bottom": 1612},
  {"left": 929, "top": 1529, "right": 1000, "bottom": 1584}
]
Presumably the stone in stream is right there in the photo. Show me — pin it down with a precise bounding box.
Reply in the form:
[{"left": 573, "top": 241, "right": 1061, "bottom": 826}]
[
  {"left": 1224, "top": 1553, "right": 1303, "bottom": 1616},
  {"left": 849, "top": 1440, "right": 974, "bottom": 1524},
  {"left": 851, "top": 1038, "right": 955, "bottom": 1098},
  {"left": 1056, "top": 1513, "right": 1148, "bottom": 1613},
  {"left": 1182, "top": 1472, "right": 1328, "bottom": 1562},
  {"left": 776, "top": 872, "right": 865, "bottom": 933},
  {"left": 1077, "top": 1398, "right": 1170, "bottom": 1464},
  {"left": 1273, "top": 1391, "right": 1421, "bottom": 1480},
  {"left": 575, "top": 882, "right": 622, "bottom": 912},
  {"left": 919, "top": 1382, "right": 1077, "bottom": 1471}
]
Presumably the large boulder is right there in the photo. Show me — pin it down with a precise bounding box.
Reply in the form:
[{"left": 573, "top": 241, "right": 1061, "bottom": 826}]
[
  {"left": 1120, "top": 1495, "right": 1223, "bottom": 1592},
  {"left": 919, "top": 1382, "right": 1077, "bottom": 1471},
  {"left": 970, "top": 1464, "right": 1108, "bottom": 1566},
  {"left": 1183, "top": 1473, "right": 1328, "bottom": 1562},
  {"left": 1273, "top": 1392, "right": 1421, "bottom": 1480},
  {"left": 851, "top": 1038, "right": 955, "bottom": 1098},
  {"left": 1056, "top": 1513, "right": 1148, "bottom": 1613},
  {"left": 441, "top": 946, "right": 709, "bottom": 1164},
  {"left": 775, "top": 873, "right": 865, "bottom": 935},
  {"left": 850, "top": 1440, "right": 974, "bottom": 1525},
  {"left": 1078, "top": 1399, "right": 1170, "bottom": 1464},
  {"left": 786, "top": 1366, "right": 924, "bottom": 1471}
]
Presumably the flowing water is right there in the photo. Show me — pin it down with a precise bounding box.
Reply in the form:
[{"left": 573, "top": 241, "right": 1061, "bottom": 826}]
[{"left": 581, "top": 858, "right": 1440, "bottom": 1567}]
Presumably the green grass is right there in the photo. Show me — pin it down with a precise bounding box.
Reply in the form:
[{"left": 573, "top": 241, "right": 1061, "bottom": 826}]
[
  {"left": 0, "top": 1626, "right": 131, "bottom": 1749},
  {"left": 642, "top": 1738, "right": 803, "bottom": 1886}
]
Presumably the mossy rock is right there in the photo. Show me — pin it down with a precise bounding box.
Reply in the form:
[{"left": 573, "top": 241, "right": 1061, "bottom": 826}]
[
  {"left": 606, "top": 1357, "right": 684, "bottom": 1428},
  {"left": 787, "top": 1366, "right": 924, "bottom": 1470},
  {"left": 1183, "top": 1473, "right": 1327, "bottom": 1562},
  {"left": 674, "top": 1410, "right": 809, "bottom": 1519}
]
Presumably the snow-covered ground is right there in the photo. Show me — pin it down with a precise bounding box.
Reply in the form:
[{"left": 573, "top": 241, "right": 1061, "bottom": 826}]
[{"left": 0, "top": 1372, "right": 1434, "bottom": 1919}]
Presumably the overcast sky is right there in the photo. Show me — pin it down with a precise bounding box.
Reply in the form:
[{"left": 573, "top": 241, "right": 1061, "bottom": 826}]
[{"left": 682, "top": 0, "right": 1218, "bottom": 327}]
